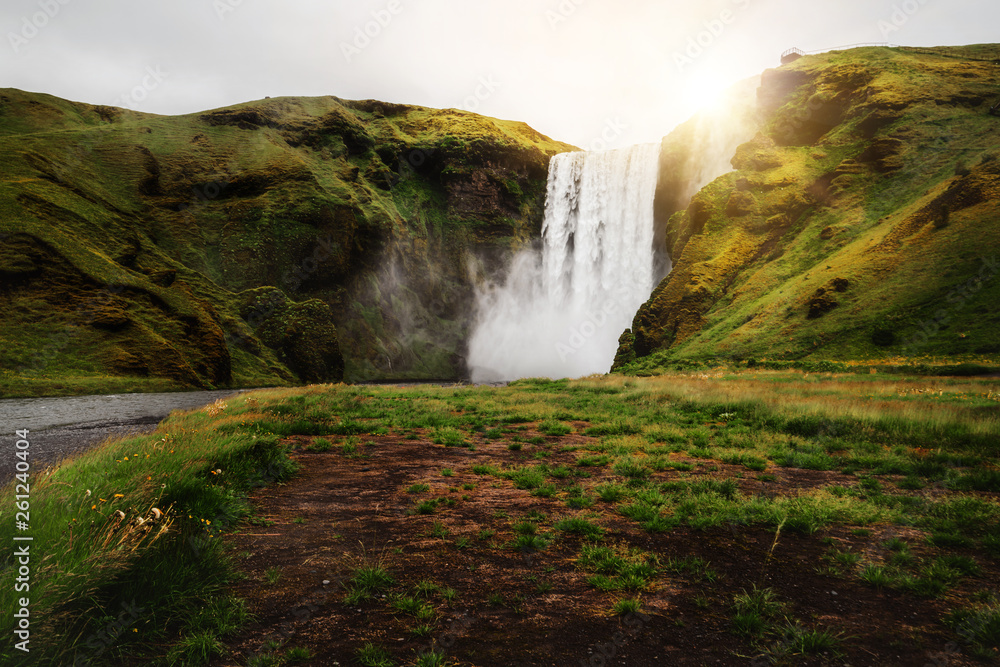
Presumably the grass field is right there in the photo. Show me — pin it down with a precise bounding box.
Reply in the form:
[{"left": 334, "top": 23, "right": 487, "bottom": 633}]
[{"left": 2, "top": 369, "right": 999, "bottom": 664}]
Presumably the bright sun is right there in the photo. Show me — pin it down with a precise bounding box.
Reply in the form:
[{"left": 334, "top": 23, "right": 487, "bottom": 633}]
[{"left": 684, "top": 74, "right": 731, "bottom": 114}]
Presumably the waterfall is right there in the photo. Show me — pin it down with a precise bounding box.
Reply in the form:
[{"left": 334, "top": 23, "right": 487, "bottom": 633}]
[{"left": 468, "top": 143, "right": 662, "bottom": 381}]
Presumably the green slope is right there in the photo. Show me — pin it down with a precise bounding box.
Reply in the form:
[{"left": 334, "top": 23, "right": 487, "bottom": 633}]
[
  {"left": 0, "top": 90, "right": 575, "bottom": 395},
  {"left": 618, "top": 44, "right": 1000, "bottom": 371}
]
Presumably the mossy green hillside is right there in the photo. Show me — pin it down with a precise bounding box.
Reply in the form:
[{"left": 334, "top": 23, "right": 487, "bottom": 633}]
[
  {"left": 620, "top": 45, "right": 1000, "bottom": 370},
  {"left": 0, "top": 90, "right": 575, "bottom": 395}
]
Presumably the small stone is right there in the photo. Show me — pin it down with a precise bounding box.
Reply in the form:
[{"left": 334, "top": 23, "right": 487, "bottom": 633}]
[{"left": 322, "top": 580, "right": 330, "bottom": 585}]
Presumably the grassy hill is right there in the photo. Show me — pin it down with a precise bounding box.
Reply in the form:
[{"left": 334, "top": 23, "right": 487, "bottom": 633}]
[
  {"left": 617, "top": 45, "right": 1000, "bottom": 373},
  {"left": 0, "top": 90, "right": 574, "bottom": 396}
]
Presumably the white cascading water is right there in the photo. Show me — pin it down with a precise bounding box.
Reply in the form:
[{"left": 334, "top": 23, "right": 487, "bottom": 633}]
[{"left": 468, "top": 143, "right": 662, "bottom": 381}]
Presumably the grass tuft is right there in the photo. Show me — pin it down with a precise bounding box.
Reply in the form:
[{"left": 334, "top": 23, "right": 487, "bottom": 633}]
[{"left": 356, "top": 642, "right": 396, "bottom": 667}]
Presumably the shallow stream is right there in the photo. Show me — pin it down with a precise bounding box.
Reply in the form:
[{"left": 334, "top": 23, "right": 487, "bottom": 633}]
[{"left": 1, "top": 389, "right": 243, "bottom": 483}]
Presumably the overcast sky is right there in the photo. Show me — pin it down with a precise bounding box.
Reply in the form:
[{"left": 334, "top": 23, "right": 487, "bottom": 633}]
[{"left": 2, "top": 0, "right": 996, "bottom": 148}]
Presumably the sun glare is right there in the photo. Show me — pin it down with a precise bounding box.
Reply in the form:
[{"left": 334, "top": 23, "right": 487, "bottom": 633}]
[{"left": 683, "top": 73, "right": 731, "bottom": 114}]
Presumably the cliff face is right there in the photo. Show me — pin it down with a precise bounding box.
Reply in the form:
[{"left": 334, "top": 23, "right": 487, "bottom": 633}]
[
  {"left": 617, "top": 45, "right": 1000, "bottom": 369},
  {"left": 0, "top": 91, "right": 574, "bottom": 394},
  {"left": 650, "top": 77, "right": 763, "bottom": 273}
]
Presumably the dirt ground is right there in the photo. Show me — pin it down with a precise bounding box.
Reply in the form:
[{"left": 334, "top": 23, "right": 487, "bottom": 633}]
[{"left": 211, "top": 425, "right": 991, "bottom": 666}]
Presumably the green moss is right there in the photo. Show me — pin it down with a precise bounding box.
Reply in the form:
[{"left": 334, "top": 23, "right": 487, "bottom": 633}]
[
  {"left": 624, "top": 45, "right": 1000, "bottom": 369},
  {"left": 0, "top": 90, "right": 576, "bottom": 395}
]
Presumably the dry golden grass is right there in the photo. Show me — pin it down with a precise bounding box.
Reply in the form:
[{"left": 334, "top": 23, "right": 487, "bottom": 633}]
[{"left": 633, "top": 371, "right": 997, "bottom": 427}]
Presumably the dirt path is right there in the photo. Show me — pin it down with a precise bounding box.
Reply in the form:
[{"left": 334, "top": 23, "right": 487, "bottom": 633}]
[{"left": 212, "top": 430, "right": 983, "bottom": 666}]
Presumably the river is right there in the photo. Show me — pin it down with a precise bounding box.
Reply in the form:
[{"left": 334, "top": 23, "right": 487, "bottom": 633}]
[{"left": 1, "top": 389, "right": 247, "bottom": 484}]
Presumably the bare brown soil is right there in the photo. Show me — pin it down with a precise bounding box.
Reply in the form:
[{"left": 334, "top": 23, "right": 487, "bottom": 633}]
[{"left": 211, "top": 427, "right": 991, "bottom": 666}]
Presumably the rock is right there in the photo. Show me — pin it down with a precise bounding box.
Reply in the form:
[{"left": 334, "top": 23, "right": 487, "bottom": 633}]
[
  {"left": 90, "top": 303, "right": 131, "bottom": 330},
  {"left": 725, "top": 191, "right": 756, "bottom": 217},
  {"left": 149, "top": 269, "right": 177, "bottom": 287},
  {"left": 757, "top": 68, "right": 811, "bottom": 113},
  {"left": 857, "top": 109, "right": 904, "bottom": 138},
  {"left": 613, "top": 330, "right": 637, "bottom": 368},
  {"left": 239, "top": 287, "right": 344, "bottom": 383},
  {"left": 872, "top": 328, "right": 896, "bottom": 347},
  {"left": 833, "top": 159, "right": 865, "bottom": 176},
  {"left": 857, "top": 137, "right": 906, "bottom": 173},
  {"left": 107, "top": 348, "right": 147, "bottom": 375},
  {"left": 807, "top": 289, "right": 838, "bottom": 319}
]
